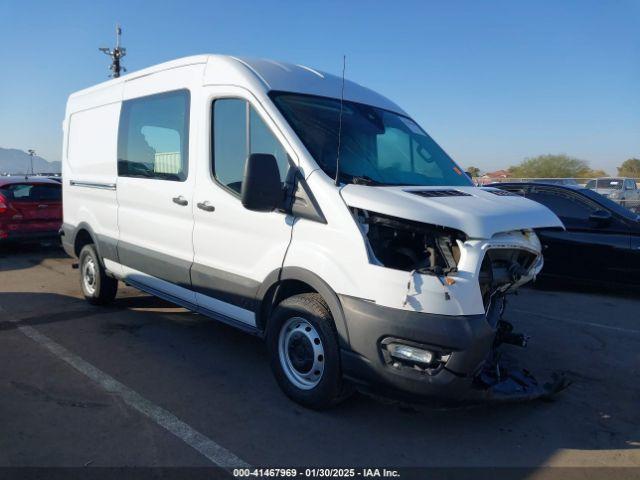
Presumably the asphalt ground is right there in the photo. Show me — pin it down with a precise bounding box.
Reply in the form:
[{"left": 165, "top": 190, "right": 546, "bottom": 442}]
[{"left": 1, "top": 243, "right": 639, "bottom": 478}]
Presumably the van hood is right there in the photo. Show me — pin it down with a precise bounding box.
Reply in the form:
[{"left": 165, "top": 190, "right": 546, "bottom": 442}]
[{"left": 340, "top": 185, "right": 563, "bottom": 239}]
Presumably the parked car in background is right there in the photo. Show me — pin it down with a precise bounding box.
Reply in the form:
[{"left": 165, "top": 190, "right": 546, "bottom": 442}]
[
  {"left": 585, "top": 177, "right": 640, "bottom": 212},
  {"left": 490, "top": 182, "right": 640, "bottom": 287},
  {"left": 0, "top": 177, "right": 62, "bottom": 243},
  {"left": 531, "top": 178, "right": 579, "bottom": 186}
]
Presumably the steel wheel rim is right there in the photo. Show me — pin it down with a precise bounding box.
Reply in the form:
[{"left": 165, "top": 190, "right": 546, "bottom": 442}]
[
  {"left": 82, "top": 257, "right": 97, "bottom": 295},
  {"left": 278, "top": 316, "right": 325, "bottom": 390}
]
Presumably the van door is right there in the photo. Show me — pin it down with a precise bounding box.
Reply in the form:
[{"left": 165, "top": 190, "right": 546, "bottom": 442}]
[
  {"left": 192, "top": 91, "right": 294, "bottom": 326},
  {"left": 116, "top": 88, "right": 196, "bottom": 303}
]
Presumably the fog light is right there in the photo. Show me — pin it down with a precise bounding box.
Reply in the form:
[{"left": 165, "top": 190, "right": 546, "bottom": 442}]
[{"left": 387, "top": 343, "right": 434, "bottom": 366}]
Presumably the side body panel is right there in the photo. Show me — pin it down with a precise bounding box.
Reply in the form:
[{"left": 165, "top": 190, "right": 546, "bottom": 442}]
[{"left": 63, "top": 91, "right": 122, "bottom": 263}]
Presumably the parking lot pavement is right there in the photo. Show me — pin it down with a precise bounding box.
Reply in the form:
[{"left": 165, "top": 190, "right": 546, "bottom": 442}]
[{"left": 1, "top": 244, "right": 639, "bottom": 470}]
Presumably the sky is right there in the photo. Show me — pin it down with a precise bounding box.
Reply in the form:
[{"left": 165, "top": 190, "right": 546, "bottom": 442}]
[{"left": 1, "top": 0, "right": 638, "bottom": 173}]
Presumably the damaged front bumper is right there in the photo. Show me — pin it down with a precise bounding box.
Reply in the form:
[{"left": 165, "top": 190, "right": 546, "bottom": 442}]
[{"left": 339, "top": 294, "right": 567, "bottom": 403}]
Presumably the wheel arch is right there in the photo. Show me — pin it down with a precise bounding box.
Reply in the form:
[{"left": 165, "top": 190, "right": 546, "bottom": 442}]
[
  {"left": 64, "top": 222, "right": 112, "bottom": 271},
  {"left": 257, "top": 267, "right": 350, "bottom": 348},
  {"left": 71, "top": 222, "right": 99, "bottom": 256},
  {"left": 74, "top": 227, "right": 95, "bottom": 256}
]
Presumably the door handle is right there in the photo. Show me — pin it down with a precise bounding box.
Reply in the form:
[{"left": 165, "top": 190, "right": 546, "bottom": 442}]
[
  {"left": 197, "top": 201, "right": 215, "bottom": 212},
  {"left": 172, "top": 195, "right": 188, "bottom": 206}
]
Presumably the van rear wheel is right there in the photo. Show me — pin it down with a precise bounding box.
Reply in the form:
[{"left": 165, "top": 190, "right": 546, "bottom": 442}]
[
  {"left": 79, "top": 244, "right": 118, "bottom": 305},
  {"left": 267, "top": 293, "right": 350, "bottom": 409}
]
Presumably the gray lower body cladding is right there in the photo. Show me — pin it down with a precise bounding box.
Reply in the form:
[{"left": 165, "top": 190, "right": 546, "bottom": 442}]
[
  {"left": 338, "top": 295, "right": 498, "bottom": 401},
  {"left": 60, "top": 223, "right": 260, "bottom": 309},
  {"left": 339, "top": 295, "right": 568, "bottom": 402}
]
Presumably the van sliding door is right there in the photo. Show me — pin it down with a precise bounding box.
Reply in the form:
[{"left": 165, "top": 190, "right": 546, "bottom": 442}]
[{"left": 116, "top": 84, "right": 197, "bottom": 303}]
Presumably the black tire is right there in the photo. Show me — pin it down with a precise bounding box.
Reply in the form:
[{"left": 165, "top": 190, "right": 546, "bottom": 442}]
[
  {"left": 78, "top": 244, "right": 118, "bottom": 305},
  {"left": 266, "top": 293, "right": 350, "bottom": 409}
]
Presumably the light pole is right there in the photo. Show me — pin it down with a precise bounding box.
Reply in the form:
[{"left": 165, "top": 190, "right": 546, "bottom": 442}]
[
  {"left": 99, "top": 24, "right": 127, "bottom": 78},
  {"left": 27, "top": 149, "right": 35, "bottom": 176}
]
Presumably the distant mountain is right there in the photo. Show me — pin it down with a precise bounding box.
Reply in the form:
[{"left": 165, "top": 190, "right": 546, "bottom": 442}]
[{"left": 0, "top": 148, "right": 61, "bottom": 175}]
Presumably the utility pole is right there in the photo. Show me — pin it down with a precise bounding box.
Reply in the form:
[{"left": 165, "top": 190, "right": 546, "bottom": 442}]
[
  {"left": 99, "top": 24, "right": 127, "bottom": 78},
  {"left": 27, "top": 149, "right": 35, "bottom": 177}
]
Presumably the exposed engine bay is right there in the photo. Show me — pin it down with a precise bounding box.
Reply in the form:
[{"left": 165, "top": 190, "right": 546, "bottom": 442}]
[{"left": 351, "top": 208, "right": 464, "bottom": 274}]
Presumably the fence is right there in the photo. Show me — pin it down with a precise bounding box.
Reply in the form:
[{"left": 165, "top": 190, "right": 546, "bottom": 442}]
[
  {"left": 154, "top": 152, "right": 181, "bottom": 175},
  {"left": 476, "top": 177, "right": 640, "bottom": 187}
]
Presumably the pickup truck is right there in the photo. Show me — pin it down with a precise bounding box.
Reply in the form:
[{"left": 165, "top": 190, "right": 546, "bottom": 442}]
[{"left": 586, "top": 177, "right": 640, "bottom": 213}]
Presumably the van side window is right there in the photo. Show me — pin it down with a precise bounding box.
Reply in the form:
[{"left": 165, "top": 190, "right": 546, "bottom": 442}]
[
  {"left": 213, "top": 98, "right": 289, "bottom": 194},
  {"left": 118, "top": 90, "right": 190, "bottom": 181},
  {"left": 249, "top": 107, "right": 289, "bottom": 179}
]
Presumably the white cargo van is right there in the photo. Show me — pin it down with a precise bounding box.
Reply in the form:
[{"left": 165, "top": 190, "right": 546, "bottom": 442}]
[{"left": 61, "top": 55, "right": 563, "bottom": 408}]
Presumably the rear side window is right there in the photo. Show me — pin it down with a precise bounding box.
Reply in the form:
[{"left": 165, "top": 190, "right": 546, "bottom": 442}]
[
  {"left": 527, "top": 189, "right": 597, "bottom": 222},
  {"left": 118, "top": 90, "right": 190, "bottom": 181},
  {"left": 212, "top": 98, "right": 289, "bottom": 195},
  {"left": 1, "top": 183, "right": 61, "bottom": 201}
]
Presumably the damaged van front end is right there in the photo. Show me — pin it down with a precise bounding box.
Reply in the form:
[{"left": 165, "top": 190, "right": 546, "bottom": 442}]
[{"left": 337, "top": 186, "right": 567, "bottom": 403}]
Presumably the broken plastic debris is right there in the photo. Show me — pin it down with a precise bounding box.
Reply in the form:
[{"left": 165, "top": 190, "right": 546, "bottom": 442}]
[{"left": 473, "top": 351, "right": 571, "bottom": 402}]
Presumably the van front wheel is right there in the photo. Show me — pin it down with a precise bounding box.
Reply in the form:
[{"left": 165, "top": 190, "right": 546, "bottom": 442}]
[
  {"left": 79, "top": 244, "right": 118, "bottom": 305},
  {"left": 267, "top": 293, "right": 349, "bottom": 409}
]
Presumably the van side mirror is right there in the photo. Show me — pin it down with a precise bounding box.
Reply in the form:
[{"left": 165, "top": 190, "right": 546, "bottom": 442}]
[
  {"left": 589, "top": 209, "right": 612, "bottom": 225},
  {"left": 241, "top": 153, "right": 282, "bottom": 212}
]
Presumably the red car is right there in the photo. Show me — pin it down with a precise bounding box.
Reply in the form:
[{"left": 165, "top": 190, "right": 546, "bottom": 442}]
[{"left": 0, "top": 177, "right": 62, "bottom": 243}]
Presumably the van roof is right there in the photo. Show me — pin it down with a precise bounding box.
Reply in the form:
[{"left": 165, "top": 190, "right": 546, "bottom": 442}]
[{"left": 68, "top": 54, "right": 406, "bottom": 115}]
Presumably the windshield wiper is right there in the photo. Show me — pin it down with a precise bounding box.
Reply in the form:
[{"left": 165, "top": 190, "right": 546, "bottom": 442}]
[{"left": 349, "top": 175, "right": 390, "bottom": 186}]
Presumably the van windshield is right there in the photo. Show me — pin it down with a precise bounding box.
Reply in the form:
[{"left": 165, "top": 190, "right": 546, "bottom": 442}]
[{"left": 270, "top": 92, "right": 472, "bottom": 187}]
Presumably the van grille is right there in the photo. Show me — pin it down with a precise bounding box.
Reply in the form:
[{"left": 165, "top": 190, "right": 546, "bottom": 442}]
[{"left": 408, "top": 190, "right": 471, "bottom": 198}]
